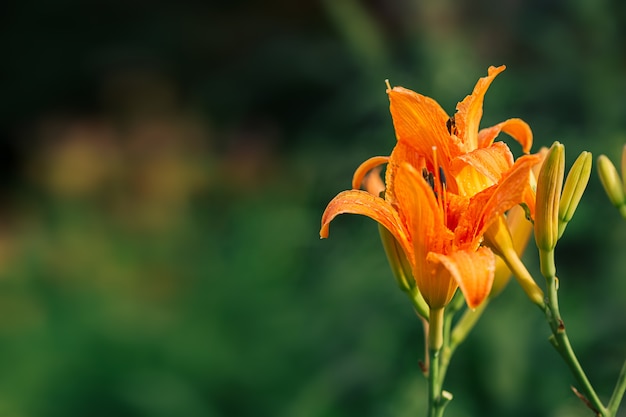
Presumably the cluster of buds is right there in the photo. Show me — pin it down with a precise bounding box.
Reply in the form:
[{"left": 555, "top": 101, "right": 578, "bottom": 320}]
[
  {"left": 534, "top": 142, "right": 592, "bottom": 277},
  {"left": 598, "top": 144, "right": 626, "bottom": 219}
]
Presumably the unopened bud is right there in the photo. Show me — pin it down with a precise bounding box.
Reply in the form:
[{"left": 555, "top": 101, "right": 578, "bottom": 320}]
[
  {"left": 535, "top": 142, "right": 565, "bottom": 252},
  {"left": 622, "top": 144, "right": 626, "bottom": 194},
  {"left": 378, "top": 225, "right": 429, "bottom": 319},
  {"left": 378, "top": 225, "right": 413, "bottom": 292},
  {"left": 598, "top": 154, "right": 625, "bottom": 210},
  {"left": 558, "top": 151, "right": 592, "bottom": 237}
]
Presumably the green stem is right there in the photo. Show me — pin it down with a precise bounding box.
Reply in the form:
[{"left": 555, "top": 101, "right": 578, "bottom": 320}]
[
  {"left": 428, "top": 307, "right": 444, "bottom": 355},
  {"left": 428, "top": 308, "right": 451, "bottom": 417},
  {"left": 542, "top": 252, "right": 607, "bottom": 415},
  {"left": 607, "top": 360, "right": 626, "bottom": 416},
  {"left": 428, "top": 345, "right": 441, "bottom": 417}
]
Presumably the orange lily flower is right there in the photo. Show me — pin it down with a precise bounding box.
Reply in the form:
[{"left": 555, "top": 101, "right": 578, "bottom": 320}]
[
  {"left": 386, "top": 65, "right": 533, "bottom": 198},
  {"left": 320, "top": 66, "right": 541, "bottom": 309}
]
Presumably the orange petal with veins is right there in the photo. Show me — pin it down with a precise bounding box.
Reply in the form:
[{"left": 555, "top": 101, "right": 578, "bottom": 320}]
[
  {"left": 478, "top": 118, "right": 533, "bottom": 153},
  {"left": 320, "top": 189, "right": 412, "bottom": 260},
  {"left": 352, "top": 156, "right": 389, "bottom": 191},
  {"left": 455, "top": 153, "right": 543, "bottom": 246},
  {"left": 450, "top": 141, "right": 514, "bottom": 196},
  {"left": 388, "top": 86, "right": 460, "bottom": 174},
  {"left": 430, "top": 247, "right": 495, "bottom": 309},
  {"left": 455, "top": 65, "right": 506, "bottom": 151}
]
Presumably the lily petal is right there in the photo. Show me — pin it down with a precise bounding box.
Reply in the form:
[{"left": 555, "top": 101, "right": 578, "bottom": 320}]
[
  {"left": 385, "top": 141, "right": 430, "bottom": 201},
  {"left": 430, "top": 247, "right": 495, "bottom": 309},
  {"left": 394, "top": 163, "right": 448, "bottom": 252},
  {"left": 394, "top": 163, "right": 455, "bottom": 307},
  {"left": 362, "top": 166, "right": 386, "bottom": 196},
  {"left": 450, "top": 141, "right": 514, "bottom": 196},
  {"left": 455, "top": 65, "right": 506, "bottom": 151},
  {"left": 320, "top": 189, "right": 412, "bottom": 260},
  {"left": 455, "top": 153, "right": 543, "bottom": 246},
  {"left": 478, "top": 118, "right": 533, "bottom": 153},
  {"left": 352, "top": 156, "right": 389, "bottom": 191},
  {"left": 388, "top": 86, "right": 460, "bottom": 173}
]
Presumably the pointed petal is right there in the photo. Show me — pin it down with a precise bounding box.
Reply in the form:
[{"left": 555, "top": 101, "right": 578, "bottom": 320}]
[
  {"left": 394, "top": 163, "right": 455, "bottom": 307},
  {"left": 320, "top": 189, "right": 412, "bottom": 259},
  {"left": 478, "top": 118, "right": 533, "bottom": 153},
  {"left": 385, "top": 142, "right": 427, "bottom": 203},
  {"left": 352, "top": 156, "right": 389, "bottom": 190},
  {"left": 429, "top": 247, "right": 495, "bottom": 309},
  {"left": 394, "top": 162, "right": 446, "bottom": 251},
  {"left": 362, "top": 166, "right": 386, "bottom": 196},
  {"left": 455, "top": 153, "right": 543, "bottom": 245},
  {"left": 455, "top": 65, "right": 506, "bottom": 151},
  {"left": 352, "top": 156, "right": 389, "bottom": 191},
  {"left": 419, "top": 252, "right": 458, "bottom": 309},
  {"left": 450, "top": 141, "right": 514, "bottom": 196},
  {"left": 388, "top": 86, "right": 460, "bottom": 172}
]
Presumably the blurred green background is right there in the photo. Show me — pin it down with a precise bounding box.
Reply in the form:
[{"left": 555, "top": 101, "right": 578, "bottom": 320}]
[{"left": 0, "top": 1, "right": 625, "bottom": 416}]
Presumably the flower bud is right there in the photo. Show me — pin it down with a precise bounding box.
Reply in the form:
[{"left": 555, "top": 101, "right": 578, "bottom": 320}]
[
  {"left": 597, "top": 154, "right": 625, "bottom": 209},
  {"left": 558, "top": 151, "right": 592, "bottom": 238},
  {"left": 378, "top": 224, "right": 413, "bottom": 291},
  {"left": 534, "top": 142, "right": 565, "bottom": 252},
  {"left": 621, "top": 144, "right": 626, "bottom": 194},
  {"left": 378, "top": 225, "right": 429, "bottom": 319}
]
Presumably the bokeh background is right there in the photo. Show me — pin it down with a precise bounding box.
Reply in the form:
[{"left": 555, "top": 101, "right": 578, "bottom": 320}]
[{"left": 0, "top": 1, "right": 625, "bottom": 416}]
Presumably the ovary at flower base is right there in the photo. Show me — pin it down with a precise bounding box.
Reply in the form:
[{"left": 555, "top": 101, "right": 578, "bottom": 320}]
[{"left": 321, "top": 66, "right": 543, "bottom": 310}]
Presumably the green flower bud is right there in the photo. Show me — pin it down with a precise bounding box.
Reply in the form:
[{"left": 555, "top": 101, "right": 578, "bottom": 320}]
[
  {"left": 597, "top": 154, "right": 625, "bottom": 209},
  {"left": 621, "top": 144, "right": 626, "bottom": 194},
  {"left": 535, "top": 142, "right": 565, "bottom": 252},
  {"left": 378, "top": 225, "right": 429, "bottom": 319},
  {"left": 558, "top": 151, "right": 592, "bottom": 238}
]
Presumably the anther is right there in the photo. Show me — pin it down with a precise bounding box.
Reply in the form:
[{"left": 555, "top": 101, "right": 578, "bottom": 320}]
[{"left": 446, "top": 116, "right": 457, "bottom": 136}]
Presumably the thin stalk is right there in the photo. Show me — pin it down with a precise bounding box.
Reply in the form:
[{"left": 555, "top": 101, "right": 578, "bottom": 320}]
[
  {"left": 607, "top": 360, "right": 626, "bottom": 416},
  {"left": 428, "top": 346, "right": 442, "bottom": 417},
  {"left": 542, "top": 251, "right": 607, "bottom": 415},
  {"left": 428, "top": 308, "right": 450, "bottom": 417}
]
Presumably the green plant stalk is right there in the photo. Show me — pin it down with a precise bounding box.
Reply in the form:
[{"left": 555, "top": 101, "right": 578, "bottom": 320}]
[
  {"left": 539, "top": 249, "right": 556, "bottom": 282},
  {"left": 607, "top": 360, "right": 626, "bottom": 416},
  {"left": 428, "top": 346, "right": 442, "bottom": 417},
  {"left": 542, "top": 250, "right": 607, "bottom": 416},
  {"left": 428, "top": 307, "right": 450, "bottom": 417},
  {"left": 442, "top": 292, "right": 466, "bottom": 350}
]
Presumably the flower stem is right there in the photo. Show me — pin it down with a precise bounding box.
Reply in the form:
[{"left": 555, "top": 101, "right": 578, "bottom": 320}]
[
  {"left": 542, "top": 251, "right": 607, "bottom": 415},
  {"left": 428, "top": 307, "right": 451, "bottom": 417},
  {"left": 607, "top": 360, "right": 626, "bottom": 416}
]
